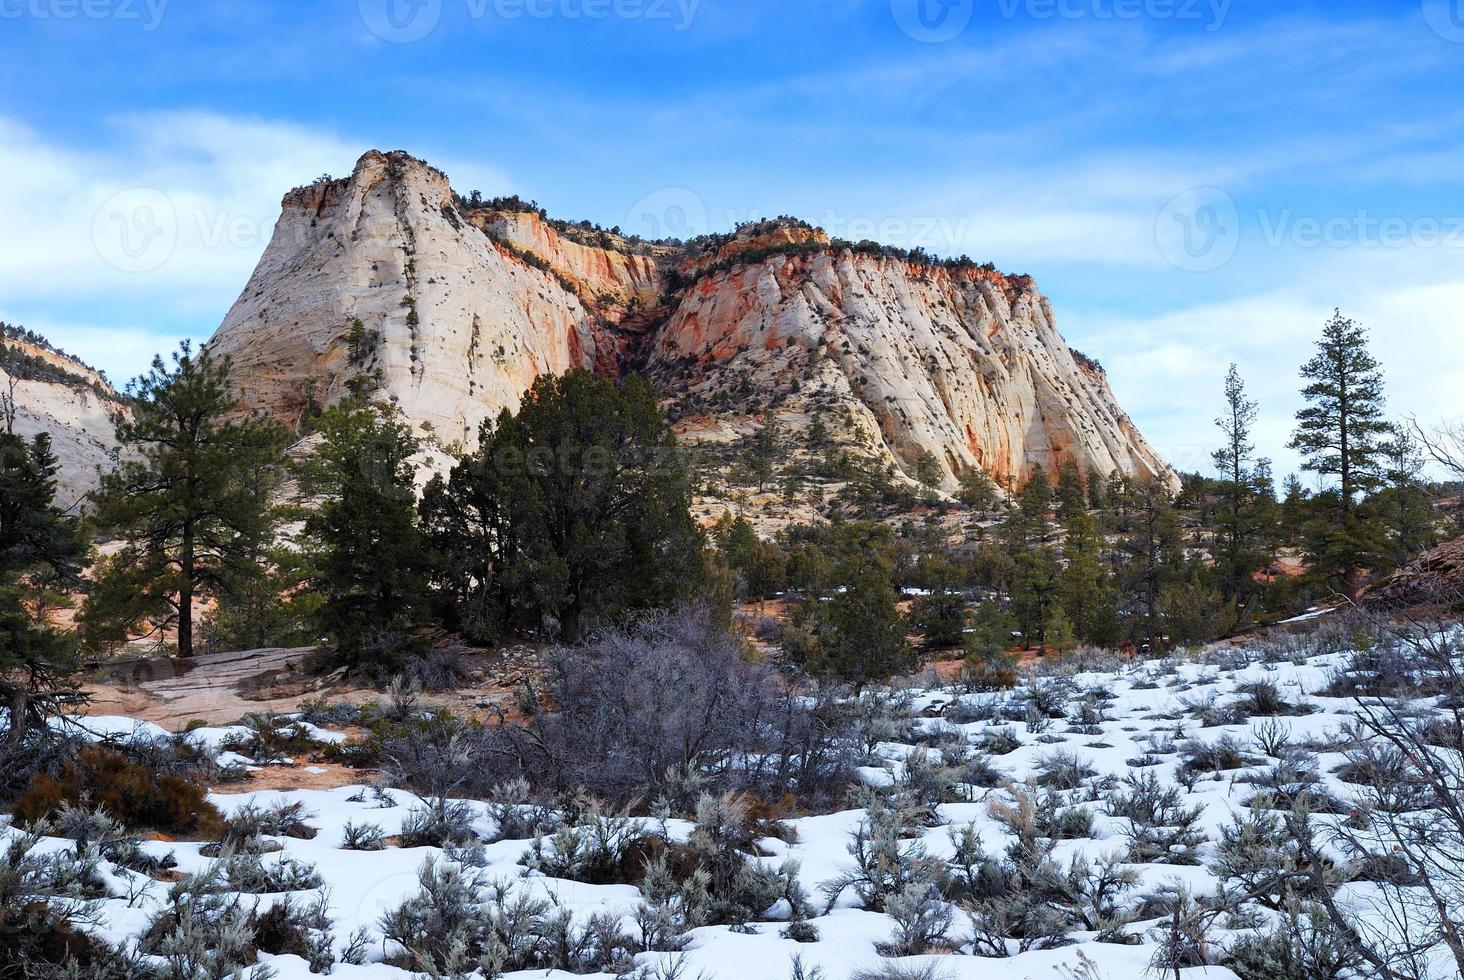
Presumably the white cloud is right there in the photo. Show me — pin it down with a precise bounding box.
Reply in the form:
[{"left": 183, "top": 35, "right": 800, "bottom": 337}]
[
  {"left": 0, "top": 111, "right": 513, "bottom": 377},
  {"left": 1075, "top": 273, "right": 1464, "bottom": 480}
]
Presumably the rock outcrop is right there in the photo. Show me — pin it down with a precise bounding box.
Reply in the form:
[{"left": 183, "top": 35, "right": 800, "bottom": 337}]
[
  {"left": 1371, "top": 536, "right": 1464, "bottom": 609},
  {"left": 207, "top": 150, "right": 1174, "bottom": 493},
  {"left": 1, "top": 329, "right": 121, "bottom": 509}
]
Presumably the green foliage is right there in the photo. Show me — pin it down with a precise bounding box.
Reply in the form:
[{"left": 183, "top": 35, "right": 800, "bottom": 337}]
[
  {"left": 301, "top": 396, "right": 431, "bottom": 667},
  {"left": 801, "top": 562, "right": 915, "bottom": 689},
  {"left": 421, "top": 371, "right": 704, "bottom": 643},
  {"left": 1287, "top": 311, "right": 1395, "bottom": 596},
  {"left": 913, "top": 450, "right": 943, "bottom": 489},
  {"left": 751, "top": 418, "right": 782, "bottom": 491},
  {"left": 0, "top": 430, "right": 88, "bottom": 749},
  {"left": 714, "top": 514, "right": 787, "bottom": 600},
  {"left": 1055, "top": 462, "right": 1087, "bottom": 525},
  {"left": 85, "top": 343, "right": 288, "bottom": 658},
  {"left": 1212, "top": 364, "right": 1276, "bottom": 613},
  {"left": 1114, "top": 478, "right": 1186, "bottom": 651},
  {"left": 956, "top": 467, "right": 1000, "bottom": 511}
]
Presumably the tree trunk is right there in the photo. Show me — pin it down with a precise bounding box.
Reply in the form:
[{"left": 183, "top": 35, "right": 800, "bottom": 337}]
[
  {"left": 6, "top": 687, "right": 26, "bottom": 750},
  {"left": 178, "top": 522, "right": 194, "bottom": 658}
]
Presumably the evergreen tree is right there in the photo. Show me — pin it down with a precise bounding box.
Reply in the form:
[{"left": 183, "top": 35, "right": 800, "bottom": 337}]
[
  {"left": 957, "top": 467, "right": 1000, "bottom": 511},
  {"left": 1373, "top": 431, "right": 1439, "bottom": 572},
  {"left": 1211, "top": 364, "right": 1270, "bottom": 612},
  {"left": 806, "top": 562, "right": 914, "bottom": 690},
  {"left": 1010, "top": 545, "right": 1061, "bottom": 653},
  {"left": 713, "top": 514, "right": 787, "bottom": 599},
  {"left": 913, "top": 450, "right": 943, "bottom": 488},
  {"left": 1059, "top": 505, "right": 1119, "bottom": 647},
  {"left": 1019, "top": 466, "right": 1053, "bottom": 533},
  {"left": 964, "top": 598, "right": 1016, "bottom": 663},
  {"left": 1287, "top": 311, "right": 1395, "bottom": 597},
  {"left": 86, "top": 344, "right": 287, "bottom": 657},
  {"left": 751, "top": 418, "right": 781, "bottom": 491},
  {"left": 1279, "top": 475, "right": 1310, "bottom": 546},
  {"left": 1055, "top": 461, "right": 1087, "bottom": 525},
  {"left": 909, "top": 560, "right": 966, "bottom": 651},
  {"left": 1116, "top": 479, "right": 1185, "bottom": 653},
  {"left": 422, "top": 371, "right": 703, "bottom": 642},
  {"left": 0, "top": 431, "right": 87, "bottom": 749},
  {"left": 1086, "top": 468, "right": 1109, "bottom": 512},
  {"left": 303, "top": 396, "right": 431, "bottom": 666}
]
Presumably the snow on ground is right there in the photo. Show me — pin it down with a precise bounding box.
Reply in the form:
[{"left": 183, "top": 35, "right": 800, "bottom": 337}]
[{"left": 9, "top": 640, "right": 1462, "bottom": 979}]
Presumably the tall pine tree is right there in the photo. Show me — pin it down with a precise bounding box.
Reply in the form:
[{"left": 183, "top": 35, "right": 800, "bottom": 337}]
[
  {"left": 1211, "top": 364, "right": 1272, "bottom": 613},
  {"left": 1287, "top": 311, "right": 1394, "bottom": 597},
  {"left": 86, "top": 344, "right": 286, "bottom": 657}
]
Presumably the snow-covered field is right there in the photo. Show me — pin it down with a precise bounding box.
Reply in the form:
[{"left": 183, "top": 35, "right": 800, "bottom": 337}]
[{"left": 9, "top": 637, "right": 1463, "bottom": 980}]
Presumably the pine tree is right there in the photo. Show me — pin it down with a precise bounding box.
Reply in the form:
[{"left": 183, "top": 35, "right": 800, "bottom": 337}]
[
  {"left": 751, "top": 418, "right": 782, "bottom": 491},
  {"left": 1010, "top": 545, "right": 1061, "bottom": 653},
  {"left": 1287, "top": 312, "right": 1395, "bottom": 597},
  {"left": 1116, "top": 479, "right": 1185, "bottom": 653},
  {"left": 0, "top": 431, "right": 88, "bottom": 749},
  {"left": 303, "top": 396, "right": 431, "bottom": 666},
  {"left": 957, "top": 467, "right": 1000, "bottom": 511},
  {"left": 1373, "top": 431, "right": 1438, "bottom": 572},
  {"left": 1055, "top": 461, "right": 1087, "bottom": 525},
  {"left": 1019, "top": 466, "right": 1053, "bottom": 534},
  {"left": 1085, "top": 468, "right": 1109, "bottom": 512},
  {"left": 1059, "top": 506, "right": 1119, "bottom": 647},
  {"left": 807, "top": 562, "right": 914, "bottom": 691},
  {"left": 1211, "top": 364, "right": 1271, "bottom": 612},
  {"left": 86, "top": 344, "right": 287, "bottom": 657}
]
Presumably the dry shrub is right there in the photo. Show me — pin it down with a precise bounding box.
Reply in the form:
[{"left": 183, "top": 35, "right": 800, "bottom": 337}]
[{"left": 12, "top": 745, "right": 223, "bottom": 839}]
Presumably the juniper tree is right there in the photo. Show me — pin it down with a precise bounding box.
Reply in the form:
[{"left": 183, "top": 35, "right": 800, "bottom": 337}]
[
  {"left": 807, "top": 562, "right": 914, "bottom": 691},
  {"left": 86, "top": 343, "right": 287, "bottom": 657},
  {"left": 421, "top": 371, "right": 703, "bottom": 643},
  {"left": 1287, "top": 312, "right": 1395, "bottom": 597}
]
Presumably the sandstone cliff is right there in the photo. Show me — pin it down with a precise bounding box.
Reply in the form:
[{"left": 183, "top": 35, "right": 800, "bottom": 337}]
[
  {"left": 207, "top": 150, "right": 1174, "bottom": 495},
  {"left": 0, "top": 328, "right": 121, "bottom": 509}
]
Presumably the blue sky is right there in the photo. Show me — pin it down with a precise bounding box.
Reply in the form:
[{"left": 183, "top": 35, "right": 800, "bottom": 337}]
[{"left": 3, "top": 0, "right": 1463, "bottom": 478}]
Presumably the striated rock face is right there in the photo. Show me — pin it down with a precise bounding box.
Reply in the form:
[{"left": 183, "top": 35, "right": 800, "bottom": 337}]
[
  {"left": 1, "top": 334, "right": 121, "bottom": 509},
  {"left": 209, "top": 150, "right": 612, "bottom": 451},
  {"left": 208, "top": 150, "right": 1174, "bottom": 493},
  {"left": 649, "top": 247, "right": 1172, "bottom": 491}
]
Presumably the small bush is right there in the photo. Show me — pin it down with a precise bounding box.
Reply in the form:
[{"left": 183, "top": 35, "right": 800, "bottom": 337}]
[
  {"left": 1033, "top": 750, "right": 1096, "bottom": 791},
  {"left": 12, "top": 746, "right": 223, "bottom": 839},
  {"left": 342, "top": 819, "right": 387, "bottom": 851}
]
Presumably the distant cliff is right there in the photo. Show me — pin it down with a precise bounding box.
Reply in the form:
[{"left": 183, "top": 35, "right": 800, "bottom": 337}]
[{"left": 1, "top": 325, "right": 121, "bottom": 509}]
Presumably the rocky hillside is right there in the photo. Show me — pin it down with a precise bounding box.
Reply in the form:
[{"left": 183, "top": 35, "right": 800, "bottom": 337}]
[
  {"left": 0, "top": 325, "right": 120, "bottom": 509},
  {"left": 209, "top": 150, "right": 1173, "bottom": 497}
]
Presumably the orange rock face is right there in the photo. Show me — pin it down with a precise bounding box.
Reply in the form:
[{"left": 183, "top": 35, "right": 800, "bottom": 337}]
[{"left": 206, "top": 150, "right": 1175, "bottom": 492}]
